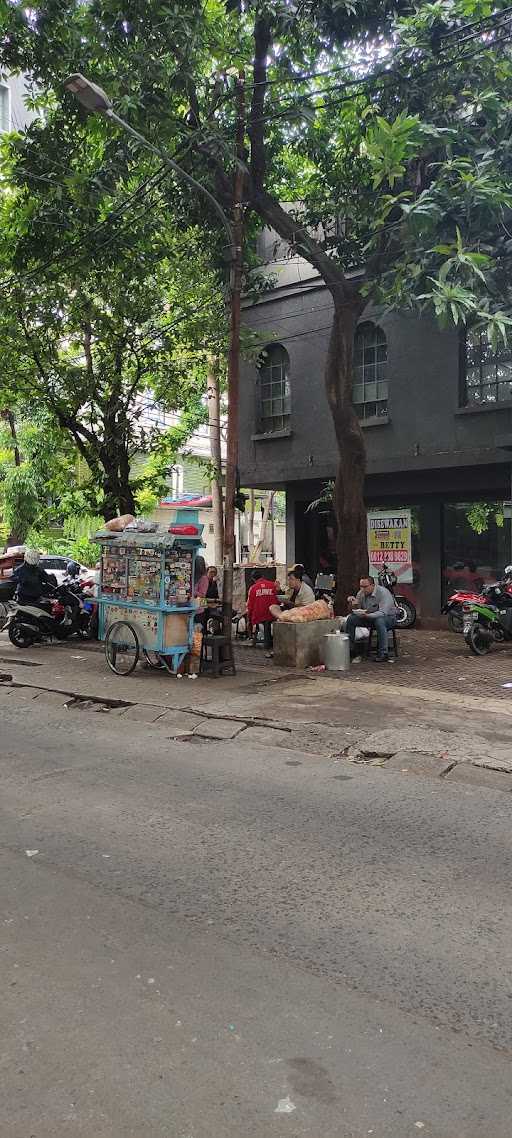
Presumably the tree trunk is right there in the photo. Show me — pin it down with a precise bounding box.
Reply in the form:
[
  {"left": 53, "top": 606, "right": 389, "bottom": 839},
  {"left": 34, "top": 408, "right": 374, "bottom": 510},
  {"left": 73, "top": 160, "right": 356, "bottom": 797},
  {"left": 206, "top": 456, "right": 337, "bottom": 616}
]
[
  {"left": 101, "top": 456, "right": 136, "bottom": 522},
  {"left": 4, "top": 410, "right": 21, "bottom": 467},
  {"left": 2, "top": 410, "right": 23, "bottom": 549},
  {"left": 324, "top": 295, "right": 369, "bottom": 614},
  {"left": 207, "top": 366, "right": 224, "bottom": 568}
]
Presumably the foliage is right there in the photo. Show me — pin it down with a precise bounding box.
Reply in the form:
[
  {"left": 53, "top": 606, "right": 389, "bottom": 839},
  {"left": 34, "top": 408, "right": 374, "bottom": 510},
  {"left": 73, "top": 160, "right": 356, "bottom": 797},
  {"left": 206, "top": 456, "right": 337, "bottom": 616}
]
[
  {"left": 306, "top": 481, "right": 335, "bottom": 515},
  {"left": 4, "top": 0, "right": 512, "bottom": 591},
  {"left": 134, "top": 486, "right": 159, "bottom": 515},
  {"left": 1, "top": 463, "right": 39, "bottom": 543},
  {"left": 26, "top": 513, "right": 103, "bottom": 565},
  {"left": 466, "top": 501, "right": 505, "bottom": 535},
  {"left": 0, "top": 9, "right": 229, "bottom": 519}
]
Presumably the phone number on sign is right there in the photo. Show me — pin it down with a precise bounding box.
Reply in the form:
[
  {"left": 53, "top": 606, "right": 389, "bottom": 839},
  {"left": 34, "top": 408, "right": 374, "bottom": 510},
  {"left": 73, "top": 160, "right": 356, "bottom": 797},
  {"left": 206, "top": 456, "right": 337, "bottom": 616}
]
[{"left": 370, "top": 550, "right": 410, "bottom": 563}]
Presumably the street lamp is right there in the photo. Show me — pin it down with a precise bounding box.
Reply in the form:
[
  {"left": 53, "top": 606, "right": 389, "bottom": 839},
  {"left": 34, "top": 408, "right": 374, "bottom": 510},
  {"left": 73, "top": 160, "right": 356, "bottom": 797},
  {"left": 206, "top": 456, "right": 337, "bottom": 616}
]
[
  {"left": 63, "top": 74, "right": 233, "bottom": 247},
  {"left": 63, "top": 73, "right": 244, "bottom": 646}
]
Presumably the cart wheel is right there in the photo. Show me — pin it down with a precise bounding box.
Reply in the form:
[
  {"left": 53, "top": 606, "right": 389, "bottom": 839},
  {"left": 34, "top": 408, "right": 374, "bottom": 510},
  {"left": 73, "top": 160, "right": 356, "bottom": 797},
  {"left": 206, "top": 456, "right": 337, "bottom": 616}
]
[
  {"left": 143, "top": 649, "right": 165, "bottom": 670},
  {"left": 105, "top": 621, "right": 140, "bottom": 676}
]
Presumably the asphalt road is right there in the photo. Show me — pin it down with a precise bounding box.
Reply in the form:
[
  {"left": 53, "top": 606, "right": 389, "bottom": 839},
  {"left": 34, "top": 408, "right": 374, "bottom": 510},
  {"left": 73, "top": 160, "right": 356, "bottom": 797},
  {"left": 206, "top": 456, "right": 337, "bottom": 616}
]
[{"left": 2, "top": 694, "right": 512, "bottom": 1137}]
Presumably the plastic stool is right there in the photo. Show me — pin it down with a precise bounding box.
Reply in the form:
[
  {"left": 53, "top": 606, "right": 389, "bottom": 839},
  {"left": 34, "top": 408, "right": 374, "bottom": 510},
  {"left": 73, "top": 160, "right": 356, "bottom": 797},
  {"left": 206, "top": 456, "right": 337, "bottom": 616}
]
[{"left": 200, "top": 633, "right": 236, "bottom": 677}]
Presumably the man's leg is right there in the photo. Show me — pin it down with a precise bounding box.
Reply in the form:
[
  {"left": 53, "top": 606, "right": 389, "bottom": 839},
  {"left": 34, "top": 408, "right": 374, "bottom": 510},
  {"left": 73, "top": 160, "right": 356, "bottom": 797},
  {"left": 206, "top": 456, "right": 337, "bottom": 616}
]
[
  {"left": 373, "top": 615, "right": 395, "bottom": 658},
  {"left": 263, "top": 621, "right": 273, "bottom": 650},
  {"left": 345, "top": 613, "right": 364, "bottom": 651}
]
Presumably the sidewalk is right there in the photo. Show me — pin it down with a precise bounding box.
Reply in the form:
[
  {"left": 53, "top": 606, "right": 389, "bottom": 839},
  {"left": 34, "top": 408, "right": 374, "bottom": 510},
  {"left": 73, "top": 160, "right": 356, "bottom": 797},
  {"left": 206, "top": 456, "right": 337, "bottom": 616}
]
[{"left": 1, "top": 629, "right": 512, "bottom": 784}]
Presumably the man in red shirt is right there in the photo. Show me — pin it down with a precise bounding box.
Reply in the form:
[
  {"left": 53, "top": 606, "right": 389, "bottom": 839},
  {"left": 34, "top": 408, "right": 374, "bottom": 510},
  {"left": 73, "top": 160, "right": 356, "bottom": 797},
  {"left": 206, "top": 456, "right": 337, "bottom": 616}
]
[{"left": 247, "top": 571, "right": 279, "bottom": 656}]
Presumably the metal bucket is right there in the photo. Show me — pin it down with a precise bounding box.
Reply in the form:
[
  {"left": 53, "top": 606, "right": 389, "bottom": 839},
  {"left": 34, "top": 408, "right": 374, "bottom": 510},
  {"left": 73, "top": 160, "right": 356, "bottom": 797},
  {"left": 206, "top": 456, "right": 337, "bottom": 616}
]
[{"left": 323, "top": 632, "right": 350, "bottom": 671}]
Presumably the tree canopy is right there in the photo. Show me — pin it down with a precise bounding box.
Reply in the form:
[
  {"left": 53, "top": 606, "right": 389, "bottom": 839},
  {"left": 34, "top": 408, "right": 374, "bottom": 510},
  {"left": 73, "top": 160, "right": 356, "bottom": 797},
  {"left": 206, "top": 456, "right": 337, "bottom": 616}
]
[{"left": 2, "top": 0, "right": 512, "bottom": 593}]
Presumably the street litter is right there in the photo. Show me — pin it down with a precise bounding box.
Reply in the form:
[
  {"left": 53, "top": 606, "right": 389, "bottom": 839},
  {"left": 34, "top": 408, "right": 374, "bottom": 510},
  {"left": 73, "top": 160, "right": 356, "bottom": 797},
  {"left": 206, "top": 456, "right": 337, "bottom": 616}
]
[
  {"left": 274, "top": 1096, "right": 296, "bottom": 1114},
  {"left": 502, "top": 683, "right": 512, "bottom": 688},
  {"left": 25, "top": 849, "right": 39, "bottom": 857}
]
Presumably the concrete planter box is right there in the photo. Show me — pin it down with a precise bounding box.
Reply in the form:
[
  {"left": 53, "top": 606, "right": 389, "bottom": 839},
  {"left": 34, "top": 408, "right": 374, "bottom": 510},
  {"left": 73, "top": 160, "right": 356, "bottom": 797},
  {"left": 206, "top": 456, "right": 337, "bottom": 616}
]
[{"left": 273, "top": 618, "right": 340, "bottom": 669}]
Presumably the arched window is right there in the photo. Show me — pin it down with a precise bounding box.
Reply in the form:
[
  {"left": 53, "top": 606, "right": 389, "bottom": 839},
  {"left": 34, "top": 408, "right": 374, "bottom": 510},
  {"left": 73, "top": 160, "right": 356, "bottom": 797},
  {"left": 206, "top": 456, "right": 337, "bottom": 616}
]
[
  {"left": 353, "top": 322, "right": 388, "bottom": 420},
  {"left": 463, "top": 329, "right": 512, "bottom": 405},
  {"left": 257, "top": 344, "right": 291, "bottom": 434}
]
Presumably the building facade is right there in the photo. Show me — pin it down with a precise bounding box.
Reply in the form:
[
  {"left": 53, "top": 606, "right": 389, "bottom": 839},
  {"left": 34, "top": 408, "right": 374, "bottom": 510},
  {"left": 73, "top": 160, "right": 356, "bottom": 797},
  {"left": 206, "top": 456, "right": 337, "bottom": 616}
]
[
  {"left": 239, "top": 248, "right": 512, "bottom": 619},
  {"left": 0, "top": 72, "right": 37, "bottom": 133}
]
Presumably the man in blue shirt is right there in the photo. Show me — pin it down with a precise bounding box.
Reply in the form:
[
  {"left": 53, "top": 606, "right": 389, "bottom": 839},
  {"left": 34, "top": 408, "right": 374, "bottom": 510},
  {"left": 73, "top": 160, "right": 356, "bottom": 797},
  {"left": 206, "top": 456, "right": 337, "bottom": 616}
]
[{"left": 346, "top": 575, "right": 396, "bottom": 662}]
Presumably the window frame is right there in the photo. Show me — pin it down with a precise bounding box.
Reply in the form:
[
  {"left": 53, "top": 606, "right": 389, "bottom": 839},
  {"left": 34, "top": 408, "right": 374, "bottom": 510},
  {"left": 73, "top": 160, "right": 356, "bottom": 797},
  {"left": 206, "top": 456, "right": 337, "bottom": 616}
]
[
  {"left": 461, "top": 328, "right": 512, "bottom": 408},
  {"left": 352, "top": 321, "right": 388, "bottom": 422},
  {"left": 0, "top": 83, "right": 10, "bottom": 133},
  {"left": 256, "top": 343, "right": 291, "bottom": 435}
]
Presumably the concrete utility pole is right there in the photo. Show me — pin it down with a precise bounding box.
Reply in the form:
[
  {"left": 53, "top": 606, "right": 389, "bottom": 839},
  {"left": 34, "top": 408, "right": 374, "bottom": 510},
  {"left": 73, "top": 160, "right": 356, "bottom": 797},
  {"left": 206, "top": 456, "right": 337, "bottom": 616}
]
[
  {"left": 221, "top": 72, "right": 245, "bottom": 638},
  {"left": 207, "top": 364, "right": 224, "bottom": 570}
]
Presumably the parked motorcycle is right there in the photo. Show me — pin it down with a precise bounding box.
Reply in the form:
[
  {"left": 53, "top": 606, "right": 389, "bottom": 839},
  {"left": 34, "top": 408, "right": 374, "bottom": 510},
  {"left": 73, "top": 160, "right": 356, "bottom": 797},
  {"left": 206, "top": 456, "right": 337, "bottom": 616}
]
[
  {"left": 314, "top": 572, "right": 336, "bottom": 603},
  {"left": 443, "top": 588, "right": 489, "bottom": 634},
  {"left": 463, "top": 574, "right": 512, "bottom": 655},
  {"left": 6, "top": 581, "right": 91, "bottom": 648},
  {"left": 378, "top": 565, "right": 417, "bottom": 629}
]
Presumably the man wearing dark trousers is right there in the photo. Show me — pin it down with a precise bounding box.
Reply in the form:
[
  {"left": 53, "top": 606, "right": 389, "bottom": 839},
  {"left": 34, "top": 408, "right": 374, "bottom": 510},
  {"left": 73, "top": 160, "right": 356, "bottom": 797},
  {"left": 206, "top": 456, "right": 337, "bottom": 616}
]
[
  {"left": 346, "top": 576, "right": 397, "bottom": 662},
  {"left": 247, "top": 571, "right": 280, "bottom": 658}
]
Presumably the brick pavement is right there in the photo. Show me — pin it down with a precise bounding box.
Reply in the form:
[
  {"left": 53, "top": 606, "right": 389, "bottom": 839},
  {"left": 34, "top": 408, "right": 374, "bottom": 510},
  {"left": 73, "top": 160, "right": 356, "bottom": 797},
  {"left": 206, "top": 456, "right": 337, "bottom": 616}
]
[{"left": 239, "top": 628, "right": 512, "bottom": 701}]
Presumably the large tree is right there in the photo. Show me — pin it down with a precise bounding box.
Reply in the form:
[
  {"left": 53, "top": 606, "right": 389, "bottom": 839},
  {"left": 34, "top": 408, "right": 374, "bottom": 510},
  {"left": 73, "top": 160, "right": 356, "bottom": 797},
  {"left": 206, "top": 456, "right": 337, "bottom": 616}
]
[
  {"left": 3, "top": 0, "right": 512, "bottom": 600},
  {"left": 231, "top": 0, "right": 512, "bottom": 608},
  {"left": 0, "top": 9, "right": 229, "bottom": 518}
]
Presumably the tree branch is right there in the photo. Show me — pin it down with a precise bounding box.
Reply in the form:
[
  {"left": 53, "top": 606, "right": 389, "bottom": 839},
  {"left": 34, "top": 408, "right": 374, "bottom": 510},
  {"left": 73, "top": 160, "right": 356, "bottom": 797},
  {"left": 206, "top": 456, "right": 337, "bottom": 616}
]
[
  {"left": 248, "top": 14, "right": 271, "bottom": 189},
  {"left": 246, "top": 19, "right": 353, "bottom": 300}
]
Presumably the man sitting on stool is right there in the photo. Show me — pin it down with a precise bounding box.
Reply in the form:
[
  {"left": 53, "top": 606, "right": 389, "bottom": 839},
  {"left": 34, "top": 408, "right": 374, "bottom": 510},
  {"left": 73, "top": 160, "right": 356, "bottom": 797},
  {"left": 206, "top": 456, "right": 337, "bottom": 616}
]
[{"left": 346, "top": 575, "right": 396, "bottom": 663}]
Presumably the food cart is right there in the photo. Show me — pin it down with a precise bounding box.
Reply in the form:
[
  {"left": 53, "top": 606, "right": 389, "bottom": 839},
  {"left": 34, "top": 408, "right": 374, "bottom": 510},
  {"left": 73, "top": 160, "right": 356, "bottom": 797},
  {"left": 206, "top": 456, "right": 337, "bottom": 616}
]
[{"left": 95, "top": 524, "right": 204, "bottom": 675}]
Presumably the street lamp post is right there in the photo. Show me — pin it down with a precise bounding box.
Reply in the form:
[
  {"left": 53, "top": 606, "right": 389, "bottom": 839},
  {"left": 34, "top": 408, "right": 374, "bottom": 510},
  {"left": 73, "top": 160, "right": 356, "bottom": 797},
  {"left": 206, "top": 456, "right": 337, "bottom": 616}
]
[{"left": 64, "top": 73, "right": 243, "bottom": 645}]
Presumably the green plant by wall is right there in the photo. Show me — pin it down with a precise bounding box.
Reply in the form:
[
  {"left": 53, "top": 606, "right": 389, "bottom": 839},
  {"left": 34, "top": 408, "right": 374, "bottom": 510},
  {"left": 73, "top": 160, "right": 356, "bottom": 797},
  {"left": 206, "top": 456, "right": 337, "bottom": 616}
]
[{"left": 466, "top": 502, "right": 505, "bottom": 535}]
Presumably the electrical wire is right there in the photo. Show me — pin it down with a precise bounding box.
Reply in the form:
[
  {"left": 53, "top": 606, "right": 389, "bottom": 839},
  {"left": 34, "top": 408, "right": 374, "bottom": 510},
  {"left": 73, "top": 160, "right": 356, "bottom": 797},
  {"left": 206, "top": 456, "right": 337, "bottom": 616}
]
[
  {"left": 0, "top": 166, "right": 168, "bottom": 295},
  {"left": 249, "top": 17, "right": 512, "bottom": 127}
]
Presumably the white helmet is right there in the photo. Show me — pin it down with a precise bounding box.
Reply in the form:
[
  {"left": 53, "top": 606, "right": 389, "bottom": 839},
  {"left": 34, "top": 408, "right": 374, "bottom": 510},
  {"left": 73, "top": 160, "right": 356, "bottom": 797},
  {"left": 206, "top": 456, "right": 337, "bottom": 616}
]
[
  {"left": 24, "top": 548, "right": 41, "bottom": 566},
  {"left": 504, "top": 565, "right": 512, "bottom": 578}
]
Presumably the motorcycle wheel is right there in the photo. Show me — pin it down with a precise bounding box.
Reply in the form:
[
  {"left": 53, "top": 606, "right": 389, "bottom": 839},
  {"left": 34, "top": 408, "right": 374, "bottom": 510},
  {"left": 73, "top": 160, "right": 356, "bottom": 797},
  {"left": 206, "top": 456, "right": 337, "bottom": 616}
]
[
  {"left": 466, "top": 625, "right": 491, "bottom": 656},
  {"left": 447, "top": 606, "right": 463, "bottom": 634},
  {"left": 394, "top": 598, "right": 416, "bottom": 629},
  {"left": 8, "top": 622, "right": 35, "bottom": 649}
]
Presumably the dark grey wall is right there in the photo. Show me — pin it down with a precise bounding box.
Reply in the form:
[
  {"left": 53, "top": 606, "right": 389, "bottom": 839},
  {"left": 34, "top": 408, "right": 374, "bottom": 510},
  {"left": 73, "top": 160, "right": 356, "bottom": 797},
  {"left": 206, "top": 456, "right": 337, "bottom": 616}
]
[{"left": 239, "top": 281, "right": 512, "bottom": 488}]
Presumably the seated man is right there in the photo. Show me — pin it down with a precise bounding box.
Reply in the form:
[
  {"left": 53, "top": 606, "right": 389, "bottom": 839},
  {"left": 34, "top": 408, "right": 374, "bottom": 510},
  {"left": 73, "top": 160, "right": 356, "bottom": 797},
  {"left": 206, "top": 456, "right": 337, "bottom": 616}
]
[
  {"left": 269, "top": 567, "right": 315, "bottom": 621},
  {"left": 346, "top": 575, "right": 396, "bottom": 663},
  {"left": 247, "top": 570, "right": 280, "bottom": 656}
]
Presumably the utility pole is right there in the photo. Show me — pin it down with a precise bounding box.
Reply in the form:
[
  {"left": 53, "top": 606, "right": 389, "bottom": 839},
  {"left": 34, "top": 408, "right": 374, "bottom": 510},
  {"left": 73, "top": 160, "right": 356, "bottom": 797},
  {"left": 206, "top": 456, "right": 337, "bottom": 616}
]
[
  {"left": 222, "top": 71, "right": 245, "bottom": 637},
  {"left": 207, "top": 362, "right": 224, "bottom": 570}
]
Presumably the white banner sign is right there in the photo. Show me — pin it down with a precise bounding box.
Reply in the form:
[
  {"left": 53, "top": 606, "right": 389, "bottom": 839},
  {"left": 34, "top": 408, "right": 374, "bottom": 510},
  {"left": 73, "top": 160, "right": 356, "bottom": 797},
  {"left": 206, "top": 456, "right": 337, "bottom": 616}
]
[{"left": 367, "top": 509, "right": 413, "bottom": 584}]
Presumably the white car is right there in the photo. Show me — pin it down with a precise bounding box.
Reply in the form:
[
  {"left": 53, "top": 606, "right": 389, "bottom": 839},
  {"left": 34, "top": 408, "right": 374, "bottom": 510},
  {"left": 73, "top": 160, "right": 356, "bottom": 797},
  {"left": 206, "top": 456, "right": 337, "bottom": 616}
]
[{"left": 40, "top": 556, "right": 94, "bottom": 586}]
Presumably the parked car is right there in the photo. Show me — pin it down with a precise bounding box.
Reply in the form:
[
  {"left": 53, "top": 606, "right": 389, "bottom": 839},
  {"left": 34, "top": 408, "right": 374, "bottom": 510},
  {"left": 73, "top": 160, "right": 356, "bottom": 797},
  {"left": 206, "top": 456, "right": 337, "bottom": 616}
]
[
  {"left": 39, "top": 556, "right": 92, "bottom": 586},
  {"left": 0, "top": 554, "right": 93, "bottom": 623}
]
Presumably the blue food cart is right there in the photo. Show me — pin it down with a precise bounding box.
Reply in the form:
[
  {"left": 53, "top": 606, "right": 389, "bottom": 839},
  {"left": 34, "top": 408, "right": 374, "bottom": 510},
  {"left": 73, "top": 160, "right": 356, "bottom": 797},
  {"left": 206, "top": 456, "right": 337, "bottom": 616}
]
[{"left": 95, "top": 521, "right": 204, "bottom": 676}]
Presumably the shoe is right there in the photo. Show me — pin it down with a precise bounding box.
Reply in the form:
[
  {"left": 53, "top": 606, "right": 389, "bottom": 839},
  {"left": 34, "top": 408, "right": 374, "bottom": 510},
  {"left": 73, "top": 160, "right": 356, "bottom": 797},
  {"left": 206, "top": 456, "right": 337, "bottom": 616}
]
[
  {"left": 264, "top": 651, "right": 273, "bottom": 659},
  {"left": 374, "top": 654, "right": 389, "bottom": 663},
  {"left": 352, "top": 655, "right": 362, "bottom": 664}
]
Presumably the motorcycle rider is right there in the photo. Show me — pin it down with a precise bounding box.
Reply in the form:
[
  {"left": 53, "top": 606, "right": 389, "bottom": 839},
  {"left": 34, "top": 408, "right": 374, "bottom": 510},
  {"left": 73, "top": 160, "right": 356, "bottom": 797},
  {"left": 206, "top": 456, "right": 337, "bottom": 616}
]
[
  {"left": 63, "top": 560, "right": 81, "bottom": 587},
  {"left": 11, "top": 549, "right": 55, "bottom": 610}
]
